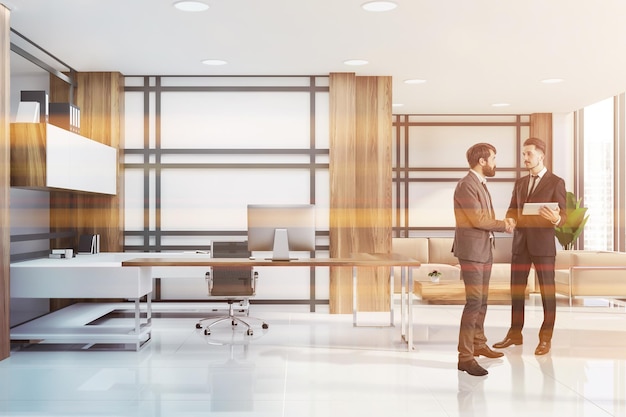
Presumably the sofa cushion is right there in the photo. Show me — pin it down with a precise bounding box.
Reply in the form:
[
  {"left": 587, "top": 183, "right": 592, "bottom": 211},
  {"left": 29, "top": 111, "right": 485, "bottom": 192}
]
[
  {"left": 392, "top": 237, "right": 429, "bottom": 263},
  {"left": 428, "top": 237, "right": 458, "bottom": 265},
  {"left": 571, "top": 252, "right": 626, "bottom": 267},
  {"left": 555, "top": 250, "right": 610, "bottom": 270},
  {"left": 557, "top": 267, "right": 626, "bottom": 297}
]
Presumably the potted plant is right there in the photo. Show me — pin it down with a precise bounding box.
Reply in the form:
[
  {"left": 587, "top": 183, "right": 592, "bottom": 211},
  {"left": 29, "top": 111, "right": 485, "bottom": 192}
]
[
  {"left": 555, "top": 191, "right": 589, "bottom": 250},
  {"left": 428, "top": 269, "right": 442, "bottom": 283}
]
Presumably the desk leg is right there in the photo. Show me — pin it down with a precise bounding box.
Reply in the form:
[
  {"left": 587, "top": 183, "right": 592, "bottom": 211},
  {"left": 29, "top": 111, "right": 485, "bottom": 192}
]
[
  {"left": 146, "top": 291, "right": 152, "bottom": 327},
  {"left": 352, "top": 266, "right": 357, "bottom": 326},
  {"left": 400, "top": 266, "right": 406, "bottom": 340},
  {"left": 407, "top": 267, "right": 414, "bottom": 351},
  {"left": 133, "top": 298, "right": 141, "bottom": 335},
  {"left": 131, "top": 292, "right": 153, "bottom": 351},
  {"left": 389, "top": 266, "right": 394, "bottom": 326}
]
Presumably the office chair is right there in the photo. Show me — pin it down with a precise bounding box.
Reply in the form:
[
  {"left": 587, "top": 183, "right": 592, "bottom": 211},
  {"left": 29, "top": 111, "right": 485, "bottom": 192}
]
[{"left": 194, "top": 241, "right": 269, "bottom": 336}]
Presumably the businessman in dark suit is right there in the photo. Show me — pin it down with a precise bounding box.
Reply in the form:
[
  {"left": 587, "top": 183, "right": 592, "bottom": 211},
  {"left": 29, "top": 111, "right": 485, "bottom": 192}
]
[
  {"left": 453, "top": 143, "right": 514, "bottom": 376},
  {"left": 493, "top": 137, "right": 567, "bottom": 356}
]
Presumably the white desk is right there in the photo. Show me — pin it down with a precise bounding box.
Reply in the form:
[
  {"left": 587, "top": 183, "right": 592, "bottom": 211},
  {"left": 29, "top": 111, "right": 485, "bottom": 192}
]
[
  {"left": 10, "top": 252, "right": 420, "bottom": 351},
  {"left": 9, "top": 252, "right": 211, "bottom": 350}
]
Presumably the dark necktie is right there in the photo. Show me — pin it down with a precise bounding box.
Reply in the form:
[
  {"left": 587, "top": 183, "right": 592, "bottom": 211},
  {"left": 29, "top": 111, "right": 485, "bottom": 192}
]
[
  {"left": 526, "top": 175, "right": 538, "bottom": 202},
  {"left": 482, "top": 182, "right": 495, "bottom": 219}
]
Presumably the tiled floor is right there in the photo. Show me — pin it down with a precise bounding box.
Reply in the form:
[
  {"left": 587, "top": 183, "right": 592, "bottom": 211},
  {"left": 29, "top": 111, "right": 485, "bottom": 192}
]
[{"left": 1, "top": 295, "right": 626, "bottom": 416}]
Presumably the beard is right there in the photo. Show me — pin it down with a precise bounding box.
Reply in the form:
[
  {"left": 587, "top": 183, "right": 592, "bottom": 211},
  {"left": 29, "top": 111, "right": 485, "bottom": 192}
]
[{"left": 483, "top": 165, "right": 496, "bottom": 177}]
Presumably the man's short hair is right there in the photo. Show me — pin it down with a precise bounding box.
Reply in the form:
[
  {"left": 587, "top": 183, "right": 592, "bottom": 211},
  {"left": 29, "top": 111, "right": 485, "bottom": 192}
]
[
  {"left": 523, "top": 137, "right": 546, "bottom": 155},
  {"left": 466, "top": 143, "right": 496, "bottom": 168}
]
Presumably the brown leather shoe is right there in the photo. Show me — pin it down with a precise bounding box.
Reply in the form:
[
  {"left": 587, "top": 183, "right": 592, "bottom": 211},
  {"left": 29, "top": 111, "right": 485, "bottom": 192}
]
[
  {"left": 474, "top": 346, "right": 504, "bottom": 358},
  {"left": 535, "top": 340, "right": 551, "bottom": 355},
  {"left": 492, "top": 335, "right": 523, "bottom": 349},
  {"left": 458, "top": 359, "right": 488, "bottom": 376}
]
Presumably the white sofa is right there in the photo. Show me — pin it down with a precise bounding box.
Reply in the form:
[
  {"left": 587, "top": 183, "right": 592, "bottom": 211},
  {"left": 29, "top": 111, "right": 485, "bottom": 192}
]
[
  {"left": 555, "top": 250, "right": 626, "bottom": 305},
  {"left": 392, "top": 236, "right": 536, "bottom": 296}
]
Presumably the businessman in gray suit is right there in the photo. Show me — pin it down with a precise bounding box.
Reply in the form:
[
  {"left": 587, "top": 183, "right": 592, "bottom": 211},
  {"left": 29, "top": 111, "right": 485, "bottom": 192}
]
[{"left": 453, "top": 143, "right": 514, "bottom": 376}]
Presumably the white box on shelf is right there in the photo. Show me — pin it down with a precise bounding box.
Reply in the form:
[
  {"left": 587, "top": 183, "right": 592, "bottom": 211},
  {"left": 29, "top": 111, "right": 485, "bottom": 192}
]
[{"left": 15, "top": 101, "right": 40, "bottom": 123}]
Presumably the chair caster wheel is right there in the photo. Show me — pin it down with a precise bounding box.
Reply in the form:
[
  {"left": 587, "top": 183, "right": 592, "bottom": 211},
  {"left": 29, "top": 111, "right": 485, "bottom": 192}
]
[
  {"left": 231, "top": 320, "right": 237, "bottom": 326},
  {"left": 204, "top": 329, "right": 211, "bottom": 335},
  {"left": 246, "top": 329, "right": 254, "bottom": 336},
  {"left": 195, "top": 323, "right": 202, "bottom": 329},
  {"left": 262, "top": 323, "right": 269, "bottom": 329}
]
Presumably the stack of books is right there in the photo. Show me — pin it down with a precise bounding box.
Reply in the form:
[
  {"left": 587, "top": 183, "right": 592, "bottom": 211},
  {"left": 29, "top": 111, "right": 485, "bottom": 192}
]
[
  {"left": 49, "top": 102, "right": 81, "bottom": 133},
  {"left": 78, "top": 234, "right": 100, "bottom": 255}
]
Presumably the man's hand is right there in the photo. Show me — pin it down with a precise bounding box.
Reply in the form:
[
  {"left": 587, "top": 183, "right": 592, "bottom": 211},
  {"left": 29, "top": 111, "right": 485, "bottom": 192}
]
[
  {"left": 504, "top": 218, "right": 516, "bottom": 233},
  {"left": 539, "top": 205, "right": 561, "bottom": 225}
]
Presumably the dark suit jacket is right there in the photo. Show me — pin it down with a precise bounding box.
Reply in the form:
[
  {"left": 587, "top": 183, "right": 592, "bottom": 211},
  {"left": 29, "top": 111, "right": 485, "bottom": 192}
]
[
  {"left": 453, "top": 172, "right": 507, "bottom": 263},
  {"left": 506, "top": 171, "right": 567, "bottom": 257}
]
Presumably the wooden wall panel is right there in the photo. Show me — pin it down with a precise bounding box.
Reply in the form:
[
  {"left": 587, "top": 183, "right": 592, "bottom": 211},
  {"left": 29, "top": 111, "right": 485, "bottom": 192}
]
[
  {"left": 329, "top": 73, "right": 357, "bottom": 314},
  {"left": 75, "top": 72, "right": 125, "bottom": 253},
  {"left": 329, "top": 73, "right": 393, "bottom": 313},
  {"left": 530, "top": 113, "right": 553, "bottom": 169},
  {"left": 48, "top": 75, "right": 77, "bottom": 252},
  {"left": 9, "top": 123, "right": 46, "bottom": 188},
  {"left": 0, "top": 4, "right": 11, "bottom": 361}
]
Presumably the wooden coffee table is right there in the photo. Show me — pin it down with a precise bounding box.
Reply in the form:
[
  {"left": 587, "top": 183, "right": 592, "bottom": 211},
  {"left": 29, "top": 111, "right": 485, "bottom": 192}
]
[{"left": 414, "top": 281, "right": 528, "bottom": 304}]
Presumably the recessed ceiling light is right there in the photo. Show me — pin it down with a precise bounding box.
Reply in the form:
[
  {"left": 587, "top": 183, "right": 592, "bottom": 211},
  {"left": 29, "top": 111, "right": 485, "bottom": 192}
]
[
  {"left": 491, "top": 103, "right": 511, "bottom": 107},
  {"left": 404, "top": 79, "right": 426, "bottom": 84},
  {"left": 541, "top": 78, "right": 564, "bottom": 84},
  {"left": 173, "top": 1, "right": 209, "bottom": 12},
  {"left": 361, "top": 1, "right": 398, "bottom": 12},
  {"left": 343, "top": 59, "right": 369, "bottom": 66},
  {"left": 202, "top": 59, "right": 227, "bottom": 66}
]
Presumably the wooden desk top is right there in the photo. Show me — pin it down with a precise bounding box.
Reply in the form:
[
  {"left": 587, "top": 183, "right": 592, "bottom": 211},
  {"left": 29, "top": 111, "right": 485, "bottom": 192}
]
[{"left": 122, "top": 253, "right": 421, "bottom": 268}]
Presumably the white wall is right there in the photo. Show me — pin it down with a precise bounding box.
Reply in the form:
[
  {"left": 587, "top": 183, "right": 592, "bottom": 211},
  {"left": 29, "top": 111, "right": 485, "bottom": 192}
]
[
  {"left": 10, "top": 74, "right": 48, "bottom": 121},
  {"left": 552, "top": 112, "right": 575, "bottom": 191}
]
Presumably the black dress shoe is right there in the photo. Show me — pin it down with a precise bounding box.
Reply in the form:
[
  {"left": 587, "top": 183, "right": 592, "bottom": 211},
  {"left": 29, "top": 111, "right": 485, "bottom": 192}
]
[
  {"left": 474, "top": 346, "right": 504, "bottom": 358},
  {"left": 458, "top": 359, "right": 488, "bottom": 376},
  {"left": 535, "top": 340, "right": 551, "bottom": 355},
  {"left": 492, "top": 335, "right": 523, "bottom": 349}
]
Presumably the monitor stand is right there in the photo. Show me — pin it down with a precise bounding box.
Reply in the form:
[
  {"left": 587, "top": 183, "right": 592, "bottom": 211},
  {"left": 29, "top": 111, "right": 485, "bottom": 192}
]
[{"left": 271, "top": 228, "right": 291, "bottom": 261}]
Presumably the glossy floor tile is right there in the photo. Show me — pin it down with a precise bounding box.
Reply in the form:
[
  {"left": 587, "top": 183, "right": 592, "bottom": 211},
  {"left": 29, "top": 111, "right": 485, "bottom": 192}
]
[{"left": 1, "top": 296, "right": 626, "bottom": 416}]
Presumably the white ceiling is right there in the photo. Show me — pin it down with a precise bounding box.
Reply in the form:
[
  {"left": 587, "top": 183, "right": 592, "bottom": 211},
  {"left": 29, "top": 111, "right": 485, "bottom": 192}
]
[{"left": 5, "top": 0, "right": 626, "bottom": 115}]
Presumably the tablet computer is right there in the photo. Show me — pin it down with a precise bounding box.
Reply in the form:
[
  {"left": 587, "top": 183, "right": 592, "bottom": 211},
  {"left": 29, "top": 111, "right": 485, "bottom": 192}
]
[{"left": 522, "top": 202, "right": 559, "bottom": 215}]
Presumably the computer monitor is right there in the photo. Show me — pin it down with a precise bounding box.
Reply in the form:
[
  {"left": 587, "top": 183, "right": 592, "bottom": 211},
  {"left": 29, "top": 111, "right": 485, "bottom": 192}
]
[{"left": 247, "top": 204, "right": 316, "bottom": 260}]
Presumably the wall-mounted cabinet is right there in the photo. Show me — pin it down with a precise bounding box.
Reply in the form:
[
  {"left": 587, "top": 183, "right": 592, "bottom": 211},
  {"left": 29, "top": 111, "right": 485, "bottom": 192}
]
[{"left": 10, "top": 123, "right": 117, "bottom": 195}]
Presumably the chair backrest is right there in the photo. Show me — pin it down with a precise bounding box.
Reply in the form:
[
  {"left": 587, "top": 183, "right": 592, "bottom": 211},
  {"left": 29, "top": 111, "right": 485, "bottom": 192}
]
[
  {"left": 212, "top": 241, "right": 251, "bottom": 258},
  {"left": 210, "top": 241, "right": 254, "bottom": 297}
]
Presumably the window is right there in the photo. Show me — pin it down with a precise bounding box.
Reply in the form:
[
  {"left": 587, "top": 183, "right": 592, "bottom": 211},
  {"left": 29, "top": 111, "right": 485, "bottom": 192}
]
[{"left": 583, "top": 97, "right": 614, "bottom": 250}]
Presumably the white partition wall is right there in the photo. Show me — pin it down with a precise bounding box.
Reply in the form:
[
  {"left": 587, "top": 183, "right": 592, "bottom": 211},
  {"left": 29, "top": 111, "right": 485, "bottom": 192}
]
[
  {"left": 392, "top": 114, "right": 531, "bottom": 237},
  {"left": 123, "top": 76, "right": 330, "bottom": 309}
]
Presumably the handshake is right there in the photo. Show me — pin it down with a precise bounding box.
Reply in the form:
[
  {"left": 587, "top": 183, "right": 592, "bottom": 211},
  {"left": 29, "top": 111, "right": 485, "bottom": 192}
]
[{"left": 504, "top": 218, "right": 516, "bottom": 234}]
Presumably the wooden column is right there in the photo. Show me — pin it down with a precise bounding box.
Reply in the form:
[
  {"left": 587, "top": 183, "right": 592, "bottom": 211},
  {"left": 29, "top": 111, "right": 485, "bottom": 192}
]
[
  {"left": 530, "top": 113, "right": 553, "bottom": 169},
  {"left": 0, "top": 4, "right": 11, "bottom": 361},
  {"left": 329, "top": 73, "right": 393, "bottom": 314}
]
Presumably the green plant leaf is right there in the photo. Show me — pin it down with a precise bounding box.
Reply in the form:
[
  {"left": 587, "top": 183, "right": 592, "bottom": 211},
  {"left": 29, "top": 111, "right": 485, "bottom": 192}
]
[{"left": 554, "top": 191, "right": 589, "bottom": 250}]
